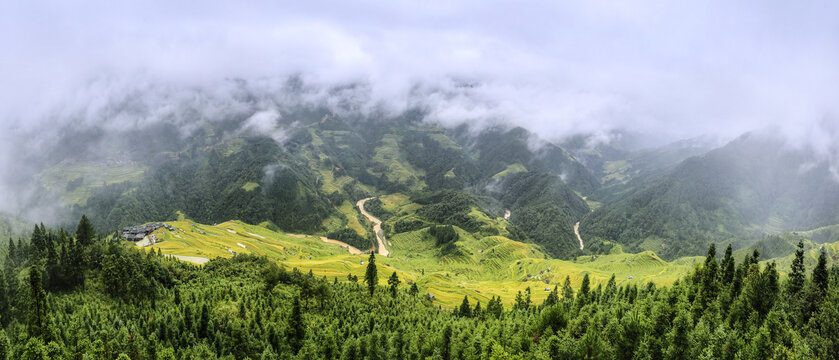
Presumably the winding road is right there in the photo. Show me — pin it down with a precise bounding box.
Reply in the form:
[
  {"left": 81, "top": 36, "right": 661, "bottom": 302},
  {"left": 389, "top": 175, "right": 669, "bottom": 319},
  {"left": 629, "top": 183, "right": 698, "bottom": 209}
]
[
  {"left": 357, "top": 197, "right": 390, "bottom": 257},
  {"left": 574, "top": 221, "right": 584, "bottom": 250}
]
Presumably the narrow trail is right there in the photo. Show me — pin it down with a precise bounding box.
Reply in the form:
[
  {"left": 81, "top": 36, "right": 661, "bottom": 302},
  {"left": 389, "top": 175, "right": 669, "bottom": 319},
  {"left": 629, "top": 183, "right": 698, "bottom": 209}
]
[
  {"left": 320, "top": 237, "right": 363, "bottom": 255},
  {"left": 288, "top": 233, "right": 364, "bottom": 255},
  {"left": 574, "top": 221, "right": 584, "bottom": 250},
  {"left": 357, "top": 197, "right": 390, "bottom": 256}
]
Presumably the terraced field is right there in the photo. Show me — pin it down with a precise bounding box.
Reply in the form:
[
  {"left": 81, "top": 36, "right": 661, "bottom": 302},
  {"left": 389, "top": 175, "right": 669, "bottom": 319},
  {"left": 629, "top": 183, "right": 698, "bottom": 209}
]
[
  {"left": 39, "top": 160, "right": 146, "bottom": 205},
  {"left": 135, "top": 218, "right": 702, "bottom": 307}
]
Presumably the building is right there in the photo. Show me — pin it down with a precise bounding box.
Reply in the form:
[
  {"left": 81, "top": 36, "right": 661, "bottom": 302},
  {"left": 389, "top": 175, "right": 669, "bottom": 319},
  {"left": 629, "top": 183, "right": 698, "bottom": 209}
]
[{"left": 122, "top": 223, "right": 166, "bottom": 241}]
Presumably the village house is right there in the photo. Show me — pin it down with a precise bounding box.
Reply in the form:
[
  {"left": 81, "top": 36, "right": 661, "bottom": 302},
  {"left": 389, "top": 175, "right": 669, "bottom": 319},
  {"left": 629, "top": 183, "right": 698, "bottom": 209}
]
[{"left": 122, "top": 223, "right": 170, "bottom": 241}]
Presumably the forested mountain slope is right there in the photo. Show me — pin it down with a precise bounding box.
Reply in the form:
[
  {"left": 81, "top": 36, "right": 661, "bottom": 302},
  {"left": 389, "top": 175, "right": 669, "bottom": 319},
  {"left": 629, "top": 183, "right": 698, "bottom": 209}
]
[
  {"left": 40, "top": 109, "right": 596, "bottom": 259},
  {"left": 581, "top": 133, "right": 839, "bottom": 259}
]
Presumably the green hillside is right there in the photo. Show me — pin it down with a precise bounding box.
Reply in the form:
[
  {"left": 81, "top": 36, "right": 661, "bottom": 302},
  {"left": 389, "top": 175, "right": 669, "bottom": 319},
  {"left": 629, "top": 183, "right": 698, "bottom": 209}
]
[
  {"left": 131, "top": 217, "right": 701, "bottom": 307},
  {"left": 581, "top": 134, "right": 839, "bottom": 259}
]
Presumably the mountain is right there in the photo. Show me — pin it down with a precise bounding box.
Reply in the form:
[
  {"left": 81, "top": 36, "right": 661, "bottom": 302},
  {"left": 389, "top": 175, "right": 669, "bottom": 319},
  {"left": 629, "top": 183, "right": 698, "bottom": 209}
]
[
  {"left": 580, "top": 132, "right": 839, "bottom": 259},
  {"left": 25, "top": 109, "right": 595, "bottom": 259}
]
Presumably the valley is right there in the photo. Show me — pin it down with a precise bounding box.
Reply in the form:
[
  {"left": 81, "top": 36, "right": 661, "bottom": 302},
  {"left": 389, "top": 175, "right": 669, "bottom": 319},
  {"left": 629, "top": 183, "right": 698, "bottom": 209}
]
[{"left": 357, "top": 197, "right": 389, "bottom": 256}]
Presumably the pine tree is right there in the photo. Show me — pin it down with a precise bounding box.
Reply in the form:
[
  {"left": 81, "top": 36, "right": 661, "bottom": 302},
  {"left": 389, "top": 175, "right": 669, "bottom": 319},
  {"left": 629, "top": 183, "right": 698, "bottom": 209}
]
[
  {"left": 387, "top": 272, "right": 400, "bottom": 297},
  {"left": 29, "top": 225, "right": 44, "bottom": 261},
  {"left": 577, "top": 274, "right": 590, "bottom": 307},
  {"left": 603, "top": 274, "right": 617, "bottom": 303},
  {"left": 700, "top": 243, "right": 719, "bottom": 309},
  {"left": 364, "top": 253, "right": 378, "bottom": 296},
  {"left": 198, "top": 303, "right": 209, "bottom": 338},
  {"left": 720, "top": 243, "right": 735, "bottom": 284},
  {"left": 665, "top": 305, "right": 691, "bottom": 360},
  {"left": 75, "top": 215, "right": 95, "bottom": 246},
  {"left": 486, "top": 296, "right": 503, "bottom": 318},
  {"left": 441, "top": 324, "right": 453, "bottom": 360},
  {"left": 524, "top": 287, "right": 532, "bottom": 309},
  {"left": 458, "top": 296, "right": 471, "bottom": 318},
  {"left": 812, "top": 249, "right": 828, "bottom": 296},
  {"left": 409, "top": 283, "right": 419, "bottom": 296},
  {"left": 27, "top": 266, "right": 49, "bottom": 339},
  {"left": 562, "top": 275, "right": 574, "bottom": 302},
  {"left": 787, "top": 240, "right": 806, "bottom": 298},
  {"left": 543, "top": 286, "right": 559, "bottom": 308},
  {"left": 289, "top": 297, "right": 304, "bottom": 353}
]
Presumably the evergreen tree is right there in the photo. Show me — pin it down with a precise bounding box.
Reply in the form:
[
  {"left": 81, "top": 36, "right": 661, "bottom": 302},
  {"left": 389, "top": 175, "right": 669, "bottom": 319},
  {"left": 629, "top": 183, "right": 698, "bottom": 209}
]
[
  {"left": 787, "top": 240, "right": 806, "bottom": 298},
  {"left": 26, "top": 266, "right": 49, "bottom": 339},
  {"left": 580, "top": 274, "right": 590, "bottom": 298},
  {"left": 486, "top": 296, "right": 503, "bottom": 318},
  {"left": 364, "top": 253, "right": 378, "bottom": 296},
  {"left": 288, "top": 297, "right": 304, "bottom": 353},
  {"left": 29, "top": 225, "right": 44, "bottom": 261},
  {"left": 409, "top": 283, "right": 419, "bottom": 296},
  {"left": 441, "top": 324, "right": 453, "bottom": 360},
  {"left": 720, "top": 243, "right": 735, "bottom": 284},
  {"left": 387, "top": 272, "right": 400, "bottom": 297},
  {"left": 603, "top": 274, "right": 617, "bottom": 303},
  {"left": 577, "top": 273, "right": 590, "bottom": 307},
  {"left": 665, "top": 305, "right": 691, "bottom": 360},
  {"left": 700, "top": 243, "right": 719, "bottom": 309},
  {"left": 458, "top": 296, "right": 471, "bottom": 318},
  {"left": 812, "top": 249, "right": 829, "bottom": 296},
  {"left": 543, "top": 286, "right": 559, "bottom": 308},
  {"left": 75, "top": 215, "right": 95, "bottom": 246},
  {"left": 562, "top": 275, "right": 574, "bottom": 302}
]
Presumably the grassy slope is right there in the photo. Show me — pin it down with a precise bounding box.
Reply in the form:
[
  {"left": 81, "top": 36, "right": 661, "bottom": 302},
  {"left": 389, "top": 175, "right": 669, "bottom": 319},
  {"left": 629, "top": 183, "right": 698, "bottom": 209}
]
[{"left": 137, "top": 218, "right": 700, "bottom": 308}]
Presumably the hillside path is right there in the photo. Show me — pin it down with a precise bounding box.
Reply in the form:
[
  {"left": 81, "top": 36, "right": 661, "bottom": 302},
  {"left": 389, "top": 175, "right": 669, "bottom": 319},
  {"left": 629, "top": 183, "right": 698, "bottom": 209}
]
[
  {"left": 574, "top": 221, "right": 584, "bottom": 250},
  {"left": 320, "top": 237, "right": 363, "bottom": 255},
  {"left": 288, "top": 233, "right": 364, "bottom": 255},
  {"left": 357, "top": 197, "right": 390, "bottom": 256}
]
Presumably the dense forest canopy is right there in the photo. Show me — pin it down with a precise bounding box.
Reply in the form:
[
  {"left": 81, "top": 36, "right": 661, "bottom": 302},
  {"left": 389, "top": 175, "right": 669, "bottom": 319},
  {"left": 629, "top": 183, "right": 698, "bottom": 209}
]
[{"left": 0, "top": 216, "right": 836, "bottom": 359}]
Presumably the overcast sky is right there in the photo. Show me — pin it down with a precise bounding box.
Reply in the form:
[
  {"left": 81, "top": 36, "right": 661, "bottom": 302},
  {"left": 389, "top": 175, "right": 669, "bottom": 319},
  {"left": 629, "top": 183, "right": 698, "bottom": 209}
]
[{"left": 0, "top": 0, "right": 837, "bottom": 143}]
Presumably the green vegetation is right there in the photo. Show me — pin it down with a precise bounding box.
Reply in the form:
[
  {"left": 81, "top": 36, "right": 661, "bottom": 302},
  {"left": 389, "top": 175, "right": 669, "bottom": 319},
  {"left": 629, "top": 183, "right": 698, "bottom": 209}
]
[
  {"left": 134, "top": 217, "right": 702, "bottom": 307},
  {"left": 491, "top": 163, "right": 527, "bottom": 179},
  {"left": 38, "top": 160, "right": 146, "bottom": 206},
  {"left": 582, "top": 135, "right": 839, "bottom": 259},
  {"left": 492, "top": 172, "right": 591, "bottom": 258},
  {"left": 76, "top": 137, "right": 335, "bottom": 234},
  {"left": 1, "top": 215, "right": 837, "bottom": 359}
]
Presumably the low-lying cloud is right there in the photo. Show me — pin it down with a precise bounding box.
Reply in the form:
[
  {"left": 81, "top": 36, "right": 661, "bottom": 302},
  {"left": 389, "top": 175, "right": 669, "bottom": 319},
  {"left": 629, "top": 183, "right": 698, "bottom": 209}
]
[{"left": 1, "top": 0, "right": 838, "bottom": 223}]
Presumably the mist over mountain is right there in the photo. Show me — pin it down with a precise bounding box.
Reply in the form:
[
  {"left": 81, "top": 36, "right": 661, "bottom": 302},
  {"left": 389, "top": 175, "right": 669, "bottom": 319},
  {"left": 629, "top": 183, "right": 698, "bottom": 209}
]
[{"left": 3, "top": 2, "right": 839, "bottom": 359}]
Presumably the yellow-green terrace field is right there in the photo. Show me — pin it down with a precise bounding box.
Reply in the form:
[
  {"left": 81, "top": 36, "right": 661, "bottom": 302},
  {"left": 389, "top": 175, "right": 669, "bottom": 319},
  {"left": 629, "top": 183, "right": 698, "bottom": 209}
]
[{"left": 135, "top": 219, "right": 703, "bottom": 307}]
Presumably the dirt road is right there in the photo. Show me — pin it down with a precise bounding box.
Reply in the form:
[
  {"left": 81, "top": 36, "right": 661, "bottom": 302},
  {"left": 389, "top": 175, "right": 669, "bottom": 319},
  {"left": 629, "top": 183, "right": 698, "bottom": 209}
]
[
  {"left": 320, "top": 237, "right": 363, "bottom": 255},
  {"left": 357, "top": 197, "right": 390, "bottom": 256},
  {"left": 574, "top": 221, "right": 584, "bottom": 250}
]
